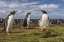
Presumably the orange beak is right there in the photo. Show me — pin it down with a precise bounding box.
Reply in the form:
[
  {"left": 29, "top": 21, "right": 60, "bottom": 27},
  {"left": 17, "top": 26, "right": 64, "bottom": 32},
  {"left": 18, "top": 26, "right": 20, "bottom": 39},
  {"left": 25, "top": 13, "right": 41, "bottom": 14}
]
[{"left": 15, "top": 10, "right": 18, "bottom": 12}]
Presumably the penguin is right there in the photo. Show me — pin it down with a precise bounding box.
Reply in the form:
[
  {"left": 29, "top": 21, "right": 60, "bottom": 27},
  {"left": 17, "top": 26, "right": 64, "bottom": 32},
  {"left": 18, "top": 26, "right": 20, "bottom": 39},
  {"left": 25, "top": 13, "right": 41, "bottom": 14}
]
[
  {"left": 4, "top": 10, "right": 18, "bottom": 35},
  {"left": 23, "top": 12, "right": 31, "bottom": 28},
  {"left": 39, "top": 10, "right": 49, "bottom": 31}
]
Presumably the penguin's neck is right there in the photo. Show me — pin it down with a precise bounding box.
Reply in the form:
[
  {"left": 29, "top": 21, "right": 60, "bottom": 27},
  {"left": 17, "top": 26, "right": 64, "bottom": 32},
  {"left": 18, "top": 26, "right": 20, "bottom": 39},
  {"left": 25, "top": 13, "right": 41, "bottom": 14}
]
[
  {"left": 43, "top": 13, "right": 47, "bottom": 15},
  {"left": 42, "top": 13, "right": 47, "bottom": 19},
  {"left": 27, "top": 15, "right": 30, "bottom": 18},
  {"left": 42, "top": 14, "right": 47, "bottom": 16},
  {"left": 10, "top": 14, "right": 13, "bottom": 16},
  {"left": 9, "top": 15, "right": 14, "bottom": 17}
]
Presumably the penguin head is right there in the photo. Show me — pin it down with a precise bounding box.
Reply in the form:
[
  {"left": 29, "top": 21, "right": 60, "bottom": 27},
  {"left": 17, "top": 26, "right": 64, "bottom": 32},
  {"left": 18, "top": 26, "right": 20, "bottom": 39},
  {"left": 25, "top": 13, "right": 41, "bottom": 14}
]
[
  {"left": 13, "top": 10, "right": 18, "bottom": 13},
  {"left": 41, "top": 10, "right": 47, "bottom": 14},
  {"left": 27, "top": 12, "right": 31, "bottom": 15},
  {"left": 11, "top": 10, "right": 18, "bottom": 15},
  {"left": 26, "top": 12, "right": 31, "bottom": 18}
]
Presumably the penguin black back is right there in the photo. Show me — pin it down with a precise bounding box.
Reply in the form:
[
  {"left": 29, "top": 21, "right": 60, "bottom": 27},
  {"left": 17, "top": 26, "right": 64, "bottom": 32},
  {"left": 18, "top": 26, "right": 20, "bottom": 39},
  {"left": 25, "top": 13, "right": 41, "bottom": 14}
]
[
  {"left": 4, "top": 10, "right": 18, "bottom": 31},
  {"left": 23, "top": 12, "right": 31, "bottom": 27}
]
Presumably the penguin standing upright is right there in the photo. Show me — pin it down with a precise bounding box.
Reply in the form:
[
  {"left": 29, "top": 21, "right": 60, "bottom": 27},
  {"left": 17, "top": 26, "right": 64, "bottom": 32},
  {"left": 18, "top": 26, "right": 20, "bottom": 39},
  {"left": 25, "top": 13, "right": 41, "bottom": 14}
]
[
  {"left": 23, "top": 12, "right": 31, "bottom": 28},
  {"left": 39, "top": 10, "right": 49, "bottom": 31},
  {"left": 4, "top": 10, "right": 18, "bottom": 35}
]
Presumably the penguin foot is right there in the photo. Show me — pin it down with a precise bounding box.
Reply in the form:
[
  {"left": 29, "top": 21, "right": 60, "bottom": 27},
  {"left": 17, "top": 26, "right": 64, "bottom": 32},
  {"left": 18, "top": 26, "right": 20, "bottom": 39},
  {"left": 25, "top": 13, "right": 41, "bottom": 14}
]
[
  {"left": 41, "top": 28, "right": 48, "bottom": 32},
  {"left": 45, "top": 29, "right": 48, "bottom": 32},
  {"left": 9, "top": 31, "right": 12, "bottom": 34},
  {"left": 41, "top": 28, "right": 44, "bottom": 31},
  {"left": 46, "top": 30, "right": 48, "bottom": 32},
  {"left": 41, "top": 30, "right": 43, "bottom": 32},
  {"left": 6, "top": 32, "right": 11, "bottom": 35},
  {"left": 41, "top": 29, "right": 44, "bottom": 31}
]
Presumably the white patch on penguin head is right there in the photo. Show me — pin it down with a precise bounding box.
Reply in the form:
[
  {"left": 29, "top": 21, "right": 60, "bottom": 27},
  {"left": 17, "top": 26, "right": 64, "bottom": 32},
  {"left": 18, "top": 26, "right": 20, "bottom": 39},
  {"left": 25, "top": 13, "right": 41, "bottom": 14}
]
[
  {"left": 27, "top": 12, "right": 31, "bottom": 15},
  {"left": 11, "top": 10, "right": 18, "bottom": 15},
  {"left": 13, "top": 10, "right": 18, "bottom": 12}
]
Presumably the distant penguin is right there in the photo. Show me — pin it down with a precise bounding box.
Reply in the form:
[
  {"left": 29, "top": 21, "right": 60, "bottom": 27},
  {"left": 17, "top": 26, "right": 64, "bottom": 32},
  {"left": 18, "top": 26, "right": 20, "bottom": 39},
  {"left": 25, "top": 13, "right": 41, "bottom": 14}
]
[
  {"left": 39, "top": 10, "right": 49, "bottom": 31},
  {"left": 4, "top": 10, "right": 18, "bottom": 34},
  {"left": 23, "top": 12, "right": 31, "bottom": 28}
]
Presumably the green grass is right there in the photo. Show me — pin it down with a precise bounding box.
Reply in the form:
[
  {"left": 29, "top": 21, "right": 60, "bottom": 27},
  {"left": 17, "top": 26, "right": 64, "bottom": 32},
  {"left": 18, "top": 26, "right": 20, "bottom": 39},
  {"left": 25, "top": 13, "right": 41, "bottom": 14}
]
[{"left": 0, "top": 26, "right": 64, "bottom": 42}]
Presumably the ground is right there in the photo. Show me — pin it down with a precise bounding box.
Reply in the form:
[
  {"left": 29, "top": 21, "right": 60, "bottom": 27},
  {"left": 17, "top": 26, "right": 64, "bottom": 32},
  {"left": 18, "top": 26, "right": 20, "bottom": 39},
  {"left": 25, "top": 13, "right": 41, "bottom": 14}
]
[{"left": 0, "top": 26, "right": 64, "bottom": 42}]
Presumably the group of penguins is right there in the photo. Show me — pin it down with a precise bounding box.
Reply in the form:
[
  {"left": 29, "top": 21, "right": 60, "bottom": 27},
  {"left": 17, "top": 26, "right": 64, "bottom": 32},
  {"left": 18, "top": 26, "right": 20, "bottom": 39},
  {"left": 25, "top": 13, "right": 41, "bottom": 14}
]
[{"left": 3, "top": 10, "right": 49, "bottom": 35}]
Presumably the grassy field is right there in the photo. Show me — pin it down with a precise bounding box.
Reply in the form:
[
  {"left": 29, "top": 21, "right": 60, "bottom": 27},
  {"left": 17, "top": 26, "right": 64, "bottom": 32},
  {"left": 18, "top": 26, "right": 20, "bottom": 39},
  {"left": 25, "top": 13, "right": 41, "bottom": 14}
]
[{"left": 0, "top": 26, "right": 64, "bottom": 42}]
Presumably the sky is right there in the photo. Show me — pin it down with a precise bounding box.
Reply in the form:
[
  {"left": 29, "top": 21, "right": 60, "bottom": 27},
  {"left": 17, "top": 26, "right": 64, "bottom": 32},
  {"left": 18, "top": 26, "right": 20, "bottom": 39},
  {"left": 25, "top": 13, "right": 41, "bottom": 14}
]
[{"left": 0, "top": 0, "right": 64, "bottom": 19}]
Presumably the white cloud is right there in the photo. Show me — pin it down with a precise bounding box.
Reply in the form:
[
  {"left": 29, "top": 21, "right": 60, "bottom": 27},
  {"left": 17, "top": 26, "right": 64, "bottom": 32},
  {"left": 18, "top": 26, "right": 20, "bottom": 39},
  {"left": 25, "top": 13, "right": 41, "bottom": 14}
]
[
  {"left": 0, "top": 1, "right": 64, "bottom": 19},
  {"left": 20, "top": 2, "right": 38, "bottom": 7},
  {"left": 8, "top": 3, "right": 19, "bottom": 8},
  {"left": 17, "top": 10, "right": 21, "bottom": 13},
  {"left": 0, "top": 1, "right": 7, "bottom": 8},
  {"left": 0, "top": 1, "right": 38, "bottom": 8},
  {"left": 62, "top": 0, "right": 64, "bottom": 1},
  {"left": 0, "top": 10, "right": 6, "bottom": 13},
  {"left": 39, "top": 4, "right": 59, "bottom": 9},
  {"left": 2, "top": 11, "right": 6, "bottom": 13},
  {"left": 22, "top": 0, "right": 28, "bottom": 2}
]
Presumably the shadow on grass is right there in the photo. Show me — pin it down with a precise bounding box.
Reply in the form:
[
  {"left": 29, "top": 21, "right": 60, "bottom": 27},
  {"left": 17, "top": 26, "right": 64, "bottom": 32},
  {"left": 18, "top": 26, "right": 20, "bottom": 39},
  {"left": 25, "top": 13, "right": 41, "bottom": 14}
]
[
  {"left": 42, "top": 31, "right": 59, "bottom": 38},
  {"left": 12, "top": 31, "right": 24, "bottom": 33},
  {"left": 27, "top": 27, "right": 37, "bottom": 29}
]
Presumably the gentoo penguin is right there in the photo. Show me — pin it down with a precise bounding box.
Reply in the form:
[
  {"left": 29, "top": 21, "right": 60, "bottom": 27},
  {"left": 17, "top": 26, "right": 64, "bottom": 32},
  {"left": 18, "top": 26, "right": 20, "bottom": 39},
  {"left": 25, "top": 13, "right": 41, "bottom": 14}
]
[
  {"left": 23, "top": 12, "right": 31, "bottom": 28},
  {"left": 4, "top": 10, "right": 18, "bottom": 35},
  {"left": 39, "top": 10, "right": 49, "bottom": 31}
]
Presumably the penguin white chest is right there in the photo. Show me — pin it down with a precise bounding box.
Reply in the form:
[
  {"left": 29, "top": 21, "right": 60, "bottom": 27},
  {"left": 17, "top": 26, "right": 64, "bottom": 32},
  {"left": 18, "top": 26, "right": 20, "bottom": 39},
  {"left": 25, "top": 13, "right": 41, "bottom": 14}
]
[
  {"left": 39, "top": 14, "right": 49, "bottom": 28},
  {"left": 27, "top": 15, "right": 30, "bottom": 25},
  {"left": 6, "top": 15, "right": 14, "bottom": 32},
  {"left": 8, "top": 15, "right": 14, "bottom": 24},
  {"left": 42, "top": 14, "right": 48, "bottom": 20}
]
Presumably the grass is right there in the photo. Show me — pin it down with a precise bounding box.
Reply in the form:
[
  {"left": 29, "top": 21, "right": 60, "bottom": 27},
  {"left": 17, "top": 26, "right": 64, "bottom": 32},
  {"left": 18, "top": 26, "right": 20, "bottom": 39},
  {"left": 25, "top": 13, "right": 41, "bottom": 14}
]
[{"left": 0, "top": 26, "right": 64, "bottom": 42}]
